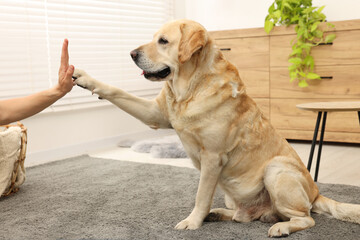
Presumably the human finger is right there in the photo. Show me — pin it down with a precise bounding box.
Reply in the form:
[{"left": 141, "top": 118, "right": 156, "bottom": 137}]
[
  {"left": 59, "top": 65, "right": 75, "bottom": 93},
  {"left": 65, "top": 65, "right": 75, "bottom": 81},
  {"left": 59, "top": 39, "right": 69, "bottom": 72}
]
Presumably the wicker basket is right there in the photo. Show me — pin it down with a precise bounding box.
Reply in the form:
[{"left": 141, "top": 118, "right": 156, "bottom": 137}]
[{"left": 0, "top": 122, "right": 27, "bottom": 197}]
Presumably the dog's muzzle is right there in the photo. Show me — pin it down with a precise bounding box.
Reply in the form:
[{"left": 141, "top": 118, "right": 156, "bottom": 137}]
[
  {"left": 130, "top": 50, "right": 171, "bottom": 80},
  {"left": 130, "top": 50, "right": 139, "bottom": 62}
]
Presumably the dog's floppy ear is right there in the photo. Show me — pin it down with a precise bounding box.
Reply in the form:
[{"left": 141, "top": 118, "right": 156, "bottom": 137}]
[{"left": 178, "top": 23, "right": 206, "bottom": 64}]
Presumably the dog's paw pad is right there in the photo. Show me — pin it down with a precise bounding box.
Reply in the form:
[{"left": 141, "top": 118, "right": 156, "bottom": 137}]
[{"left": 72, "top": 68, "right": 87, "bottom": 78}]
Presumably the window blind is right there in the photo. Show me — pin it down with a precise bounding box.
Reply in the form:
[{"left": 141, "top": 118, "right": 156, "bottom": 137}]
[{"left": 0, "top": 0, "right": 175, "bottom": 111}]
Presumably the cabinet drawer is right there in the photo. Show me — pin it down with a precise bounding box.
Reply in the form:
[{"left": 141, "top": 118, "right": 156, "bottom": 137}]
[
  {"left": 253, "top": 98, "right": 270, "bottom": 119},
  {"left": 270, "top": 65, "right": 360, "bottom": 99},
  {"left": 271, "top": 98, "right": 360, "bottom": 134},
  {"left": 277, "top": 129, "right": 360, "bottom": 143},
  {"left": 239, "top": 68, "right": 269, "bottom": 98},
  {"left": 215, "top": 37, "right": 269, "bottom": 68},
  {"left": 270, "top": 30, "right": 360, "bottom": 67}
]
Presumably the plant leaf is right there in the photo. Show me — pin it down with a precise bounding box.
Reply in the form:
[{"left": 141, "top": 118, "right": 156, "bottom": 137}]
[
  {"left": 298, "top": 80, "right": 309, "bottom": 88},
  {"left": 290, "top": 48, "right": 303, "bottom": 56},
  {"left": 273, "top": 10, "right": 281, "bottom": 19},
  {"left": 299, "top": 71, "right": 307, "bottom": 78},
  {"left": 268, "top": 3, "right": 275, "bottom": 14},
  {"left": 304, "top": 55, "right": 313, "bottom": 64},
  {"left": 313, "top": 30, "right": 323, "bottom": 38},
  {"left": 264, "top": 0, "right": 333, "bottom": 88},
  {"left": 288, "top": 57, "right": 302, "bottom": 65},
  {"left": 325, "top": 33, "right": 336, "bottom": 43},
  {"left": 307, "top": 72, "right": 321, "bottom": 80},
  {"left": 284, "top": 2, "right": 292, "bottom": 10},
  {"left": 297, "top": 27, "right": 305, "bottom": 38},
  {"left": 264, "top": 20, "right": 274, "bottom": 34},
  {"left": 327, "top": 22, "right": 335, "bottom": 28},
  {"left": 290, "top": 15, "right": 299, "bottom": 23},
  {"left": 304, "top": 29, "right": 309, "bottom": 39},
  {"left": 302, "top": 7, "right": 316, "bottom": 14},
  {"left": 304, "top": 55, "right": 315, "bottom": 70},
  {"left": 288, "top": 64, "right": 298, "bottom": 71},
  {"left": 290, "top": 71, "right": 298, "bottom": 82},
  {"left": 318, "top": 13, "right": 326, "bottom": 20},
  {"left": 317, "top": 6, "right": 325, "bottom": 13},
  {"left": 311, "top": 22, "right": 319, "bottom": 32},
  {"left": 287, "top": 0, "right": 299, "bottom": 4}
]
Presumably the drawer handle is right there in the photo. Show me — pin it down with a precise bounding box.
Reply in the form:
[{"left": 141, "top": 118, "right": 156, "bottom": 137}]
[
  {"left": 318, "top": 42, "right": 333, "bottom": 46},
  {"left": 320, "top": 76, "right": 333, "bottom": 80},
  {"left": 220, "top": 48, "right": 231, "bottom": 51}
]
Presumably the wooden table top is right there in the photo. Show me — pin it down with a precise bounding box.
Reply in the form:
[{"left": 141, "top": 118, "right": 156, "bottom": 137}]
[{"left": 296, "top": 102, "right": 360, "bottom": 112}]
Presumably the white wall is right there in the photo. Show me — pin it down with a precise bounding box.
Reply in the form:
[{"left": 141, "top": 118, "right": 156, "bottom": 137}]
[
  {"left": 23, "top": 105, "right": 144, "bottom": 152},
  {"left": 178, "top": 0, "right": 360, "bottom": 31},
  {"left": 23, "top": 104, "right": 151, "bottom": 165},
  {"left": 180, "top": 0, "right": 273, "bottom": 30}
]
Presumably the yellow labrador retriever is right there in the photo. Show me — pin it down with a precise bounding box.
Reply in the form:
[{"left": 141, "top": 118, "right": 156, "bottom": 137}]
[{"left": 73, "top": 19, "right": 360, "bottom": 237}]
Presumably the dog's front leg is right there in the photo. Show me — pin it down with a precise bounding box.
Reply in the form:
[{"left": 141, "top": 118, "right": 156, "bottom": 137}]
[
  {"left": 175, "top": 151, "right": 222, "bottom": 230},
  {"left": 73, "top": 69, "right": 171, "bottom": 129}
]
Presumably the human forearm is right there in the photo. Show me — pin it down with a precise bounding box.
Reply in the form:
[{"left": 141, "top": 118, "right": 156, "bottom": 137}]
[{"left": 0, "top": 86, "right": 66, "bottom": 125}]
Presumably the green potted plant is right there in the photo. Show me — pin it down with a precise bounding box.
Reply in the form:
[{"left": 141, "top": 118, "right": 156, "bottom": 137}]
[{"left": 265, "top": 0, "right": 336, "bottom": 87}]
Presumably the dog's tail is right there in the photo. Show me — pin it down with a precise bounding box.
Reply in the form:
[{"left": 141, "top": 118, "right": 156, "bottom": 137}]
[{"left": 312, "top": 194, "right": 360, "bottom": 224}]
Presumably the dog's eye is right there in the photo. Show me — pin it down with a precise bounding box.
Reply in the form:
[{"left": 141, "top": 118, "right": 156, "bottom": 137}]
[{"left": 158, "top": 37, "right": 169, "bottom": 45}]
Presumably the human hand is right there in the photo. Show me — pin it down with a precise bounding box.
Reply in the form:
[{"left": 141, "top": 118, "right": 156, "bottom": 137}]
[{"left": 56, "top": 39, "right": 75, "bottom": 96}]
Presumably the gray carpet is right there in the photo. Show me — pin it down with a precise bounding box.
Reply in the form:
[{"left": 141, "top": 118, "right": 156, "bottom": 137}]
[{"left": 0, "top": 155, "right": 359, "bottom": 240}]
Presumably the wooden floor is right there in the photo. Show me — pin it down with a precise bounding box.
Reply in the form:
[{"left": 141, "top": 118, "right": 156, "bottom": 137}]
[
  {"left": 289, "top": 141, "right": 360, "bottom": 187},
  {"left": 91, "top": 140, "right": 360, "bottom": 187}
]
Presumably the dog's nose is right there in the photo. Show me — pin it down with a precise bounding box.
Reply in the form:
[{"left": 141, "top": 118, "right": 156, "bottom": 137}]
[{"left": 130, "top": 50, "right": 138, "bottom": 61}]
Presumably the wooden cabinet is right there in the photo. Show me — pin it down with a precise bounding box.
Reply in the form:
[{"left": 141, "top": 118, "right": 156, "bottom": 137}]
[
  {"left": 215, "top": 37, "right": 269, "bottom": 68},
  {"left": 271, "top": 98, "right": 360, "bottom": 133},
  {"left": 210, "top": 19, "right": 360, "bottom": 143},
  {"left": 270, "top": 66, "right": 360, "bottom": 99},
  {"left": 237, "top": 68, "right": 269, "bottom": 98},
  {"left": 270, "top": 30, "right": 360, "bottom": 67}
]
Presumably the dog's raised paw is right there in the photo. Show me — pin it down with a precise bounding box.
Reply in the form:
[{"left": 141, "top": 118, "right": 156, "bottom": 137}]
[
  {"left": 76, "top": 82, "right": 87, "bottom": 89},
  {"left": 72, "top": 68, "right": 88, "bottom": 79},
  {"left": 72, "top": 68, "right": 94, "bottom": 91}
]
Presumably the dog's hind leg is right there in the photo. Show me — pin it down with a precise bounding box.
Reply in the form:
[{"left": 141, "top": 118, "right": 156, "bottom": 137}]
[
  {"left": 204, "top": 194, "right": 236, "bottom": 222},
  {"left": 224, "top": 193, "right": 237, "bottom": 209},
  {"left": 204, "top": 208, "right": 236, "bottom": 222},
  {"left": 259, "top": 210, "right": 281, "bottom": 223},
  {"left": 268, "top": 216, "right": 315, "bottom": 237},
  {"left": 264, "top": 156, "right": 317, "bottom": 237}
]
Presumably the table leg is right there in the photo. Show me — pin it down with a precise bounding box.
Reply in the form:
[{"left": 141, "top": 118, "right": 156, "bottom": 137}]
[
  {"left": 314, "top": 111, "right": 327, "bottom": 182},
  {"left": 307, "top": 112, "right": 322, "bottom": 172}
]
